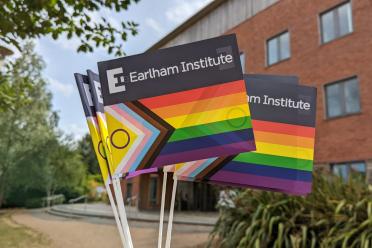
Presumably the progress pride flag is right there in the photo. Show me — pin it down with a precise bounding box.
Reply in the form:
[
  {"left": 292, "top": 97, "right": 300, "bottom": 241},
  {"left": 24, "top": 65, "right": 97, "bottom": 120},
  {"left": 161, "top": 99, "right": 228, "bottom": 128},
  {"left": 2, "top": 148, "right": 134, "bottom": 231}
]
[{"left": 97, "top": 34, "right": 255, "bottom": 176}]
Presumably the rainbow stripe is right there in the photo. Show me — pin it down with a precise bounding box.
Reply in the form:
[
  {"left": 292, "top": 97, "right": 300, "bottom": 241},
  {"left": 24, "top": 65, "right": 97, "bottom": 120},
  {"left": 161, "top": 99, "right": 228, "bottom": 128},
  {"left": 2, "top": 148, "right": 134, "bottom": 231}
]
[
  {"left": 209, "top": 119, "right": 314, "bottom": 195},
  {"left": 174, "top": 119, "right": 315, "bottom": 195},
  {"left": 140, "top": 80, "right": 255, "bottom": 168},
  {"left": 106, "top": 79, "right": 255, "bottom": 174},
  {"left": 172, "top": 74, "right": 317, "bottom": 196}
]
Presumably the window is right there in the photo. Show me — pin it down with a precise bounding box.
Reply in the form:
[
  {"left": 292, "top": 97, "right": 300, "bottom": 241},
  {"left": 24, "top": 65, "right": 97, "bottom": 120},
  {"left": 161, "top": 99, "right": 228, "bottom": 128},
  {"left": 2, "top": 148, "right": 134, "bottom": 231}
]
[
  {"left": 325, "top": 77, "right": 360, "bottom": 118},
  {"left": 267, "top": 31, "right": 290, "bottom": 66},
  {"left": 332, "top": 161, "right": 366, "bottom": 180},
  {"left": 240, "top": 52, "right": 245, "bottom": 72},
  {"left": 320, "top": 2, "right": 353, "bottom": 43},
  {"left": 126, "top": 183, "right": 132, "bottom": 200},
  {"left": 149, "top": 177, "right": 158, "bottom": 205}
]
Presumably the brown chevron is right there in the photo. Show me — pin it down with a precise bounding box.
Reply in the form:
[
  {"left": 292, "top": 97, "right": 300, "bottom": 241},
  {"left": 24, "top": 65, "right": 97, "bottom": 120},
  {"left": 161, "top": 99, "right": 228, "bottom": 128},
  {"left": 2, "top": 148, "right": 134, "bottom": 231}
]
[{"left": 125, "top": 101, "right": 174, "bottom": 170}]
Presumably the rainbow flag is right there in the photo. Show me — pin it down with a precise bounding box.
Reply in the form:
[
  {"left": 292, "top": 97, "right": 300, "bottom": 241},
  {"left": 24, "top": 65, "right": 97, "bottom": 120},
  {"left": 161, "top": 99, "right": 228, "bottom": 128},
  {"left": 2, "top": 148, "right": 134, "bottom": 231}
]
[
  {"left": 175, "top": 75, "right": 317, "bottom": 195},
  {"left": 97, "top": 35, "right": 255, "bottom": 176}
]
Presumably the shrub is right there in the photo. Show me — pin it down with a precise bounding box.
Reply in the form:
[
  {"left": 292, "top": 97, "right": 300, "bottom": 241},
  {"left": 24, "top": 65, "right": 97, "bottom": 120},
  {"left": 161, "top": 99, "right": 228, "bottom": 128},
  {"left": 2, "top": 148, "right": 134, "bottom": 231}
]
[
  {"left": 209, "top": 172, "right": 372, "bottom": 248},
  {"left": 24, "top": 198, "right": 44, "bottom": 209}
]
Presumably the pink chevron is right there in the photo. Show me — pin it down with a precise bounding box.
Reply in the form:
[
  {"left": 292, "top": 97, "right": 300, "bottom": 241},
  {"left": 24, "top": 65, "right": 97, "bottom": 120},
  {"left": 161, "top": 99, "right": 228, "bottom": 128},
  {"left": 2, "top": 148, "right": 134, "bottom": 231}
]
[
  {"left": 178, "top": 160, "right": 205, "bottom": 178},
  {"left": 110, "top": 105, "right": 152, "bottom": 173}
]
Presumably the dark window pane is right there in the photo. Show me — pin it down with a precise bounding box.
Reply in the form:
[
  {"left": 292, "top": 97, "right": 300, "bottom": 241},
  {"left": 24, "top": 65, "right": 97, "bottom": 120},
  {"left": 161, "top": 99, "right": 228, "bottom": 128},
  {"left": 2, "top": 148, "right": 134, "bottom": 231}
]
[
  {"left": 332, "top": 164, "right": 349, "bottom": 180},
  {"left": 126, "top": 183, "right": 132, "bottom": 199},
  {"left": 326, "top": 83, "right": 342, "bottom": 117},
  {"left": 344, "top": 78, "right": 360, "bottom": 114},
  {"left": 321, "top": 11, "right": 335, "bottom": 43},
  {"left": 350, "top": 162, "right": 366, "bottom": 173},
  {"left": 280, "top": 32, "right": 290, "bottom": 60},
  {"left": 350, "top": 162, "right": 366, "bottom": 180},
  {"left": 268, "top": 38, "right": 278, "bottom": 65},
  {"left": 149, "top": 177, "right": 157, "bottom": 204},
  {"left": 338, "top": 3, "right": 353, "bottom": 36}
]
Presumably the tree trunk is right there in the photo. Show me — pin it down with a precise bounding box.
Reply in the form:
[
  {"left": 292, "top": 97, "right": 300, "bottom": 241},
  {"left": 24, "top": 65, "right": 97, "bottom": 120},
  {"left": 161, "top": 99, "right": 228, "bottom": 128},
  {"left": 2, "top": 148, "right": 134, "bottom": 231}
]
[{"left": 0, "top": 175, "right": 7, "bottom": 208}]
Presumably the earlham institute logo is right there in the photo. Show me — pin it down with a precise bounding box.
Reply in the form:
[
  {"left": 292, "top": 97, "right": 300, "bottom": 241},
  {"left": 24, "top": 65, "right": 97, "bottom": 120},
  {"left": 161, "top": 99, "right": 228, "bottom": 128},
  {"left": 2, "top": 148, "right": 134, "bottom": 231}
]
[{"left": 106, "top": 47, "right": 236, "bottom": 95}]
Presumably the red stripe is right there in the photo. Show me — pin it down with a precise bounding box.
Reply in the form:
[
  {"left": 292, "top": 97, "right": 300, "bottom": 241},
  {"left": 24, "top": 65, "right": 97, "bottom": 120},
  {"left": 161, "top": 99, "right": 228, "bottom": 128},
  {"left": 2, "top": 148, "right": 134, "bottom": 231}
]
[
  {"left": 252, "top": 120, "right": 315, "bottom": 138},
  {"left": 139, "top": 80, "right": 246, "bottom": 109}
]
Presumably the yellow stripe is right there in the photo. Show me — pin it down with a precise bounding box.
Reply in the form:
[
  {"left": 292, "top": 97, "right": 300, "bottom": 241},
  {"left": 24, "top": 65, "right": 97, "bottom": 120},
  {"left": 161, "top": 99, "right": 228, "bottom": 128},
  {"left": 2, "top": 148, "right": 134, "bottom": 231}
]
[
  {"left": 164, "top": 104, "right": 250, "bottom": 129},
  {"left": 106, "top": 111, "right": 140, "bottom": 174},
  {"left": 175, "top": 163, "right": 187, "bottom": 171},
  {"left": 255, "top": 141, "right": 314, "bottom": 160},
  {"left": 87, "top": 119, "right": 109, "bottom": 183},
  {"left": 97, "top": 114, "right": 115, "bottom": 169}
]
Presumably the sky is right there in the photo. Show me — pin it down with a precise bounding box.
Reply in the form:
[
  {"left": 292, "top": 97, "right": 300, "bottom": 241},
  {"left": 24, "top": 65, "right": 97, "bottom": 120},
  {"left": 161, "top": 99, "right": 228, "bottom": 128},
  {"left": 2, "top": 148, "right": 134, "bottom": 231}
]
[{"left": 26, "top": 0, "right": 212, "bottom": 140}]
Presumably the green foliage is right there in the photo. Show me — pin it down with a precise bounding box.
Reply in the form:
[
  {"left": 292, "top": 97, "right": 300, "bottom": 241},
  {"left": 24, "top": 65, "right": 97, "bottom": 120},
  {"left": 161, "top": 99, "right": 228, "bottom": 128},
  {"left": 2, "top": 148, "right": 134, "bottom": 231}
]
[
  {"left": 0, "top": 42, "right": 87, "bottom": 208},
  {"left": 4, "top": 187, "right": 45, "bottom": 208},
  {"left": 210, "top": 173, "right": 372, "bottom": 248},
  {"left": 0, "top": 0, "right": 139, "bottom": 56},
  {"left": 0, "top": 41, "right": 47, "bottom": 111},
  {"left": 24, "top": 198, "right": 45, "bottom": 209},
  {"left": 78, "top": 134, "right": 100, "bottom": 176}
]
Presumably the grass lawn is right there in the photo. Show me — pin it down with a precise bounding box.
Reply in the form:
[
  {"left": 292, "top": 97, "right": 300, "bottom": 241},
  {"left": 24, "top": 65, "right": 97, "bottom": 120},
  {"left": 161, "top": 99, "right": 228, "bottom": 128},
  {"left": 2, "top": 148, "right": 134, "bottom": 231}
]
[{"left": 0, "top": 211, "right": 50, "bottom": 248}]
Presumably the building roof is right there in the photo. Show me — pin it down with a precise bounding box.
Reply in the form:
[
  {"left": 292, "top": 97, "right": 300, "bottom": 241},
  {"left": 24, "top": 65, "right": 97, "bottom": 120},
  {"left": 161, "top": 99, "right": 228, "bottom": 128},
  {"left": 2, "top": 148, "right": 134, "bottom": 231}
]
[{"left": 147, "top": 0, "right": 228, "bottom": 51}]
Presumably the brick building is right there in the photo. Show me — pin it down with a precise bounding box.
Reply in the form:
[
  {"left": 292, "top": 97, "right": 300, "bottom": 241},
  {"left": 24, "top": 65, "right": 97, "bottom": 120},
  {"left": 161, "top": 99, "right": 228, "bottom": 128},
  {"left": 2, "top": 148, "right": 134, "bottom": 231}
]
[{"left": 125, "top": 0, "right": 372, "bottom": 211}]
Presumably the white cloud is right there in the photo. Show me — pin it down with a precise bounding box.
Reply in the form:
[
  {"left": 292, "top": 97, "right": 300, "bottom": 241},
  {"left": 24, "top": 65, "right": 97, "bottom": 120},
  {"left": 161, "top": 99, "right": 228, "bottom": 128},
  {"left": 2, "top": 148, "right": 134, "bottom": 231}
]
[
  {"left": 145, "top": 18, "right": 165, "bottom": 34},
  {"left": 48, "top": 77, "right": 74, "bottom": 97},
  {"left": 166, "top": 0, "right": 212, "bottom": 24},
  {"left": 66, "top": 123, "right": 88, "bottom": 140},
  {"left": 54, "top": 36, "right": 81, "bottom": 52}
]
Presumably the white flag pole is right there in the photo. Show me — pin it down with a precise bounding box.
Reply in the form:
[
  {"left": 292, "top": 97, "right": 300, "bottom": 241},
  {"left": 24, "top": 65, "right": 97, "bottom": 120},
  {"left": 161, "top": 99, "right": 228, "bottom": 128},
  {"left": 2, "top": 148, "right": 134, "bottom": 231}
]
[
  {"left": 158, "top": 167, "right": 170, "bottom": 248},
  {"left": 165, "top": 174, "right": 178, "bottom": 248},
  {"left": 113, "top": 176, "right": 134, "bottom": 248},
  {"left": 105, "top": 182, "right": 126, "bottom": 248}
]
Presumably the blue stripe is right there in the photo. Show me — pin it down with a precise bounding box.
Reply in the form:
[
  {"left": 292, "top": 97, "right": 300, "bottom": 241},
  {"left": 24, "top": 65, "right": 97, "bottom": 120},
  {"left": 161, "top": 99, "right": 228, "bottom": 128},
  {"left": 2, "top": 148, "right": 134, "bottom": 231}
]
[
  {"left": 159, "top": 129, "right": 254, "bottom": 155},
  {"left": 221, "top": 161, "right": 312, "bottom": 182},
  {"left": 189, "top": 158, "right": 217, "bottom": 178},
  {"left": 117, "top": 103, "right": 160, "bottom": 172}
]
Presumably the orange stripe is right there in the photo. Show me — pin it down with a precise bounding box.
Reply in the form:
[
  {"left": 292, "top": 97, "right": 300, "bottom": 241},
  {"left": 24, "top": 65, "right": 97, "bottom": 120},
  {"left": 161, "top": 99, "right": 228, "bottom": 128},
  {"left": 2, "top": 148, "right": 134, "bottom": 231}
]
[
  {"left": 252, "top": 120, "right": 315, "bottom": 138},
  {"left": 139, "top": 80, "right": 246, "bottom": 109},
  {"left": 254, "top": 131, "right": 315, "bottom": 149},
  {"left": 151, "top": 92, "right": 247, "bottom": 118}
]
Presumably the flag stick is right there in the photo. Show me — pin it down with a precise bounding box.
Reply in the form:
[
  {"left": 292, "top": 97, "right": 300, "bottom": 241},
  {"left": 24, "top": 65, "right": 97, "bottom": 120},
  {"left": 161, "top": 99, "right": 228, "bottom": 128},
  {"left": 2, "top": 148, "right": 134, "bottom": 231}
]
[
  {"left": 165, "top": 175, "right": 178, "bottom": 248},
  {"left": 158, "top": 169, "right": 168, "bottom": 248},
  {"left": 105, "top": 183, "right": 127, "bottom": 248},
  {"left": 113, "top": 177, "right": 134, "bottom": 248}
]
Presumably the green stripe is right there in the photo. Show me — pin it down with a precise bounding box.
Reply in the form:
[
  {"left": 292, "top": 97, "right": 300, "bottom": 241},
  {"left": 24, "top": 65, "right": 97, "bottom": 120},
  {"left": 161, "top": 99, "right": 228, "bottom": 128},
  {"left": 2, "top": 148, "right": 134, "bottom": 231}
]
[
  {"left": 168, "top": 117, "right": 252, "bottom": 142},
  {"left": 233, "top": 152, "right": 313, "bottom": 171}
]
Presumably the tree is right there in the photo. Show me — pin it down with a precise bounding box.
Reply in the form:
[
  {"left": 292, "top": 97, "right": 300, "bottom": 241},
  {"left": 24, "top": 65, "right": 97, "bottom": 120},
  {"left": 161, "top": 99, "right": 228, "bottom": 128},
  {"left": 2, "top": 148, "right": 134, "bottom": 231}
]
[
  {"left": 0, "top": 41, "right": 55, "bottom": 206},
  {"left": 40, "top": 135, "right": 86, "bottom": 205},
  {"left": 78, "top": 134, "right": 100, "bottom": 175},
  {"left": 0, "top": 0, "right": 139, "bottom": 56},
  {"left": 0, "top": 42, "right": 86, "bottom": 207}
]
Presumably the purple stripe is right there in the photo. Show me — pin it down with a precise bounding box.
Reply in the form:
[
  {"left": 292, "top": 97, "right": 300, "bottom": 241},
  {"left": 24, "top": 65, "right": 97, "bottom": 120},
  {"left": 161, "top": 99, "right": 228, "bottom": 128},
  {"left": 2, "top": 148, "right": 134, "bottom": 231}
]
[
  {"left": 207, "top": 180, "right": 311, "bottom": 195},
  {"left": 160, "top": 129, "right": 254, "bottom": 155},
  {"left": 151, "top": 141, "right": 256, "bottom": 168},
  {"left": 209, "top": 171, "right": 312, "bottom": 194}
]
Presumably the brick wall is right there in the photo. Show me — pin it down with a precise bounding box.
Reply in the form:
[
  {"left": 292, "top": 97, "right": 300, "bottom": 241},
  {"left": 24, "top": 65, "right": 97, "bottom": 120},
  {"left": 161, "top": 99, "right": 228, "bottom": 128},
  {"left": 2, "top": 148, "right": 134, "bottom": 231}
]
[{"left": 226, "top": 0, "right": 372, "bottom": 167}]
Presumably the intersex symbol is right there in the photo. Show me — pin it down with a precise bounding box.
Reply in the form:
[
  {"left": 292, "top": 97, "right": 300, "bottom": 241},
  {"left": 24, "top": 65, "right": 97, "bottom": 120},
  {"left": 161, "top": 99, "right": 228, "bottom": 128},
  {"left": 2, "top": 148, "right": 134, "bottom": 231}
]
[
  {"left": 98, "top": 141, "right": 107, "bottom": 159},
  {"left": 110, "top": 129, "right": 130, "bottom": 149}
]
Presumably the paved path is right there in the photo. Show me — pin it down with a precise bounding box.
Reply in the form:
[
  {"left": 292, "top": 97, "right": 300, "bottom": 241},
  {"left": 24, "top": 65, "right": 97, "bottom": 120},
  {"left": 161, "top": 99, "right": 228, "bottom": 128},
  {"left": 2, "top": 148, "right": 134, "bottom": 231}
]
[
  {"left": 51, "top": 203, "right": 218, "bottom": 226},
  {"left": 10, "top": 209, "right": 211, "bottom": 248}
]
